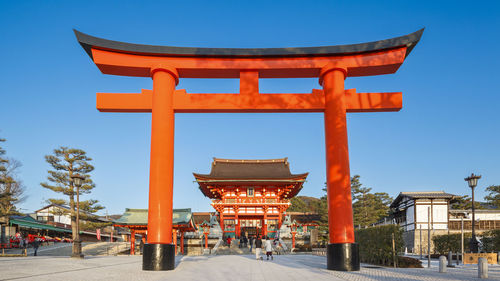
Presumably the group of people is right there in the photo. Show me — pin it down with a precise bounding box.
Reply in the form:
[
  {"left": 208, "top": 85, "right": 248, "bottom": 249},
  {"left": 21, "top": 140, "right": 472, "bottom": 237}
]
[
  {"left": 223, "top": 234, "right": 275, "bottom": 260},
  {"left": 254, "top": 236, "right": 274, "bottom": 260},
  {"left": 16, "top": 233, "right": 41, "bottom": 256}
]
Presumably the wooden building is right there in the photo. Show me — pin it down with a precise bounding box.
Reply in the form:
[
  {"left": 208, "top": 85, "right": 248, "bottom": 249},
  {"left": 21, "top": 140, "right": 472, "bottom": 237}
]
[
  {"left": 113, "top": 208, "right": 195, "bottom": 255},
  {"left": 194, "top": 158, "right": 308, "bottom": 238}
]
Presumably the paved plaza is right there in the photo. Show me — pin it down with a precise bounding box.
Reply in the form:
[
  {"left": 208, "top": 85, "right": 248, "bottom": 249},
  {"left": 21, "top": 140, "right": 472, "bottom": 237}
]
[{"left": 1, "top": 254, "right": 500, "bottom": 281}]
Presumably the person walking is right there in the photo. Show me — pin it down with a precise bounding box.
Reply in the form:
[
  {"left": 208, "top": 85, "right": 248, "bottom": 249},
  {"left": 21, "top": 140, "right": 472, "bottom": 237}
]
[
  {"left": 255, "top": 235, "right": 263, "bottom": 260},
  {"left": 249, "top": 236, "right": 254, "bottom": 252},
  {"left": 32, "top": 238, "right": 40, "bottom": 256},
  {"left": 19, "top": 235, "right": 25, "bottom": 254},
  {"left": 265, "top": 236, "right": 273, "bottom": 260},
  {"left": 243, "top": 235, "right": 248, "bottom": 248}
]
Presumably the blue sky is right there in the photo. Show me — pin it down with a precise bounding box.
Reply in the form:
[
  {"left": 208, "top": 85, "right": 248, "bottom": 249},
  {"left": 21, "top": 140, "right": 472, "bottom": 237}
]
[{"left": 1, "top": 1, "right": 499, "bottom": 215}]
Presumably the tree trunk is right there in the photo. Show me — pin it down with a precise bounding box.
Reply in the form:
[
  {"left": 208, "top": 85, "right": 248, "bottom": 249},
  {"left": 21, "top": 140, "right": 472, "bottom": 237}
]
[{"left": 69, "top": 194, "right": 76, "bottom": 240}]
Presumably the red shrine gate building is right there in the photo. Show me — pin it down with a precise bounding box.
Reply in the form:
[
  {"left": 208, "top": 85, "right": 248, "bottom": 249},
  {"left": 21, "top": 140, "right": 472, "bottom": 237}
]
[{"left": 194, "top": 158, "right": 307, "bottom": 239}]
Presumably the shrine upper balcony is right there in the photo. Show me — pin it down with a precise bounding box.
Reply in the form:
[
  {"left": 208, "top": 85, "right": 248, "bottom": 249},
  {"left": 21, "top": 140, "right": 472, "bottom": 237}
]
[{"left": 212, "top": 198, "right": 291, "bottom": 205}]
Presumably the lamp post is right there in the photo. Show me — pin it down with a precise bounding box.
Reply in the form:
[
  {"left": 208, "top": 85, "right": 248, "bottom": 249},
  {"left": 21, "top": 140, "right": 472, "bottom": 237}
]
[
  {"left": 70, "top": 173, "right": 85, "bottom": 258},
  {"left": 464, "top": 173, "right": 481, "bottom": 253},
  {"left": 290, "top": 221, "right": 299, "bottom": 249},
  {"left": 200, "top": 221, "right": 210, "bottom": 250}
]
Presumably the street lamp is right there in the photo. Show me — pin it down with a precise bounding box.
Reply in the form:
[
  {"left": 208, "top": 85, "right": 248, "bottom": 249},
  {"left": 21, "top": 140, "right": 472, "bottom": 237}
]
[
  {"left": 464, "top": 173, "right": 481, "bottom": 253},
  {"left": 290, "top": 220, "right": 300, "bottom": 249},
  {"left": 200, "top": 221, "right": 210, "bottom": 250},
  {"left": 70, "top": 173, "right": 85, "bottom": 258}
]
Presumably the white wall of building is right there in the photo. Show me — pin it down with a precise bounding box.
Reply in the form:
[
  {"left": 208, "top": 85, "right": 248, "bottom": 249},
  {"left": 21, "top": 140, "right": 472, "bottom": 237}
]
[
  {"left": 414, "top": 200, "right": 448, "bottom": 230},
  {"left": 36, "top": 206, "right": 71, "bottom": 225}
]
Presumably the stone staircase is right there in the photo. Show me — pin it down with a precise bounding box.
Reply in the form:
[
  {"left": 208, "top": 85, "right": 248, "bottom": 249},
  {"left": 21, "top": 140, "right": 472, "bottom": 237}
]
[
  {"left": 82, "top": 242, "right": 129, "bottom": 256},
  {"left": 213, "top": 245, "right": 252, "bottom": 255}
]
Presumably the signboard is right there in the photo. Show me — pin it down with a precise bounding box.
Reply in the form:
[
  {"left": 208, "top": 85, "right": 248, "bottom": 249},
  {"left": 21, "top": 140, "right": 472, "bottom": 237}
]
[{"left": 463, "top": 253, "right": 498, "bottom": 264}]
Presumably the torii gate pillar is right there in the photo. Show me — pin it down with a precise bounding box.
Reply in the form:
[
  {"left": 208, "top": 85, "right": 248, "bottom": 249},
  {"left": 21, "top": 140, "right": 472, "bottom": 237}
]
[
  {"left": 142, "top": 67, "right": 178, "bottom": 270},
  {"left": 74, "top": 28, "right": 423, "bottom": 271},
  {"left": 322, "top": 65, "right": 358, "bottom": 270}
]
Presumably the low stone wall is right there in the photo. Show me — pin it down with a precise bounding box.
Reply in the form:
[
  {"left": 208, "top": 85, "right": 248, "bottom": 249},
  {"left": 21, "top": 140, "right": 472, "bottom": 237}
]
[
  {"left": 312, "top": 248, "right": 326, "bottom": 256},
  {"left": 183, "top": 238, "right": 219, "bottom": 255}
]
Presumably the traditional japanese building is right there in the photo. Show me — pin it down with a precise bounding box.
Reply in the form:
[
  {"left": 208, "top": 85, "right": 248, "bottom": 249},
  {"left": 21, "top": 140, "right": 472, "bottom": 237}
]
[
  {"left": 113, "top": 208, "right": 196, "bottom": 255},
  {"left": 194, "top": 158, "right": 308, "bottom": 238}
]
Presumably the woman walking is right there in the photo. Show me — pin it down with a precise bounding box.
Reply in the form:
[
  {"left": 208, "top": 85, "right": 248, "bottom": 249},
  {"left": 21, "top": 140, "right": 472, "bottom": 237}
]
[
  {"left": 255, "top": 236, "right": 263, "bottom": 260},
  {"left": 264, "top": 236, "right": 273, "bottom": 260}
]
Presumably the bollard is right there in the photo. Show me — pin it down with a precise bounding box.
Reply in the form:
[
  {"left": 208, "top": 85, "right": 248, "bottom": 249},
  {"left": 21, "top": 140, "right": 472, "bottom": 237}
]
[
  {"left": 447, "top": 251, "right": 453, "bottom": 267},
  {"left": 439, "top": 256, "right": 447, "bottom": 273},
  {"left": 456, "top": 252, "right": 459, "bottom": 265},
  {"left": 478, "top": 257, "right": 488, "bottom": 278}
]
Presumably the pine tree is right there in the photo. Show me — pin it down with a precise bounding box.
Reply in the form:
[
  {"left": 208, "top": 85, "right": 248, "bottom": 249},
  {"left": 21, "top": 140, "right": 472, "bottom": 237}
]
[
  {"left": 0, "top": 137, "right": 25, "bottom": 220},
  {"left": 450, "top": 195, "right": 484, "bottom": 210},
  {"left": 288, "top": 197, "right": 309, "bottom": 213},
  {"left": 0, "top": 137, "right": 7, "bottom": 175},
  {"left": 40, "top": 147, "right": 107, "bottom": 240},
  {"left": 485, "top": 185, "right": 500, "bottom": 209},
  {"left": 351, "top": 175, "right": 392, "bottom": 227},
  {"left": 0, "top": 159, "right": 25, "bottom": 217}
]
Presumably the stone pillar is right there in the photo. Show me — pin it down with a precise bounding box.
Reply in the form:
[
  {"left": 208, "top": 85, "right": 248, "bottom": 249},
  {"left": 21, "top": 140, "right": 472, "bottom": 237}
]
[
  {"left": 143, "top": 66, "right": 179, "bottom": 271},
  {"left": 321, "top": 64, "right": 359, "bottom": 271},
  {"left": 439, "top": 256, "right": 447, "bottom": 273},
  {"left": 478, "top": 257, "right": 488, "bottom": 279}
]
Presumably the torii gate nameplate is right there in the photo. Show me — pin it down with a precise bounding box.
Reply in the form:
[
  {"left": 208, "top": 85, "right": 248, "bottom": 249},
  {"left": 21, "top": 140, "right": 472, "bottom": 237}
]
[{"left": 75, "top": 28, "right": 423, "bottom": 271}]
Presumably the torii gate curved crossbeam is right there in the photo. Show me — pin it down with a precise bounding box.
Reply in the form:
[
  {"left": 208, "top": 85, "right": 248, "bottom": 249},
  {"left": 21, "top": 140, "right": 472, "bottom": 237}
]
[{"left": 75, "top": 28, "right": 423, "bottom": 271}]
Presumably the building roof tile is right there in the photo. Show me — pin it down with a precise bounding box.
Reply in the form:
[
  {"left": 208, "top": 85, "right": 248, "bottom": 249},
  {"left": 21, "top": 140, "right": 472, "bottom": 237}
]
[{"left": 193, "top": 158, "right": 308, "bottom": 181}]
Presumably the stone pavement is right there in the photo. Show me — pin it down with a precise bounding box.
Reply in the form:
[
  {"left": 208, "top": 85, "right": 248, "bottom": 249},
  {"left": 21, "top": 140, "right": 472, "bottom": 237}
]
[{"left": 0, "top": 254, "right": 499, "bottom": 281}]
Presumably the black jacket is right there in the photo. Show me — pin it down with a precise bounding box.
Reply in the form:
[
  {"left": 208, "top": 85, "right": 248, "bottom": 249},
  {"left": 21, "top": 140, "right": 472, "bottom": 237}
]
[{"left": 255, "top": 238, "right": 262, "bottom": 248}]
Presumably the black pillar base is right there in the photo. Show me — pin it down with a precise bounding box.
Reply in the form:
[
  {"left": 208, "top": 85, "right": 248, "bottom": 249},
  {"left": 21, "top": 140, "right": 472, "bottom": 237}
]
[
  {"left": 142, "top": 243, "right": 175, "bottom": 271},
  {"left": 327, "top": 243, "right": 360, "bottom": 271}
]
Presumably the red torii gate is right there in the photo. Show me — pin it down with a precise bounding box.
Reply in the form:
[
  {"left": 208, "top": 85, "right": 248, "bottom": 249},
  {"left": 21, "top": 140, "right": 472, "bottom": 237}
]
[{"left": 75, "top": 29, "right": 423, "bottom": 271}]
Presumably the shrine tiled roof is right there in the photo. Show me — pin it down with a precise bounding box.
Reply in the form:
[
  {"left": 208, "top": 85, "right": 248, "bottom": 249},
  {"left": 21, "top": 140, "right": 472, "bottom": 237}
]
[
  {"left": 192, "top": 212, "right": 213, "bottom": 225},
  {"left": 113, "top": 208, "right": 193, "bottom": 226},
  {"left": 193, "top": 158, "right": 308, "bottom": 181},
  {"left": 390, "top": 191, "right": 456, "bottom": 208}
]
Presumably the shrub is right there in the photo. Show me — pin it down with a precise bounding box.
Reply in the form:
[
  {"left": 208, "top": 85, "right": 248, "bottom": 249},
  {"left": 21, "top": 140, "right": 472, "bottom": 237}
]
[
  {"left": 355, "top": 225, "right": 404, "bottom": 267},
  {"left": 481, "top": 230, "right": 500, "bottom": 252},
  {"left": 397, "top": 256, "right": 423, "bottom": 268},
  {"left": 432, "top": 233, "right": 471, "bottom": 255}
]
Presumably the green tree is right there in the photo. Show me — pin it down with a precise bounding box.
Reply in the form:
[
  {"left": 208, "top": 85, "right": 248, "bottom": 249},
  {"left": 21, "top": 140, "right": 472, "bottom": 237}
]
[
  {"left": 351, "top": 175, "right": 392, "bottom": 227},
  {"left": 0, "top": 159, "right": 25, "bottom": 218},
  {"left": 485, "top": 185, "right": 500, "bottom": 209},
  {"left": 450, "top": 195, "right": 484, "bottom": 210},
  {"left": 0, "top": 137, "right": 7, "bottom": 175},
  {"left": 40, "top": 147, "right": 106, "bottom": 239},
  {"left": 0, "top": 137, "right": 25, "bottom": 220},
  {"left": 0, "top": 138, "right": 26, "bottom": 245},
  {"left": 44, "top": 198, "right": 106, "bottom": 229},
  {"left": 288, "top": 197, "right": 309, "bottom": 213}
]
